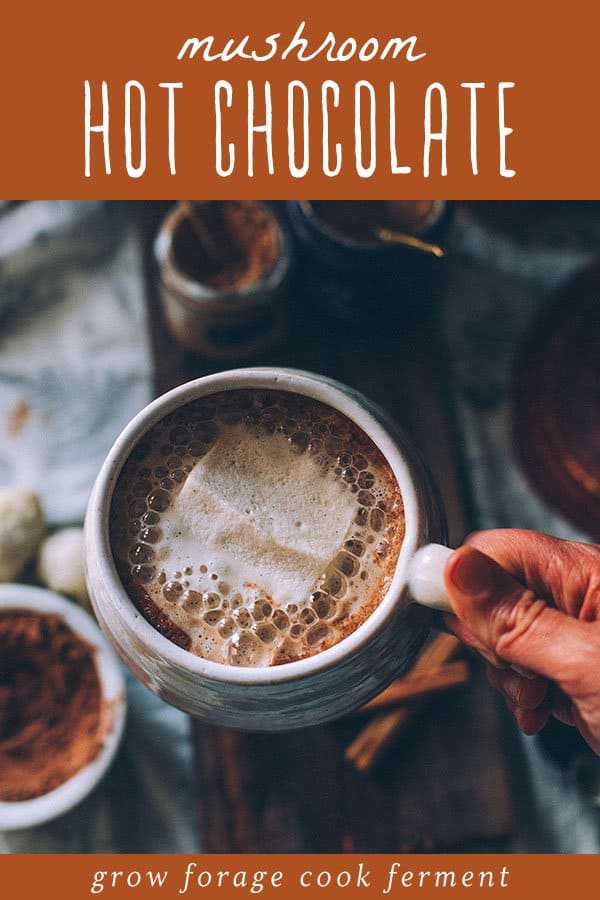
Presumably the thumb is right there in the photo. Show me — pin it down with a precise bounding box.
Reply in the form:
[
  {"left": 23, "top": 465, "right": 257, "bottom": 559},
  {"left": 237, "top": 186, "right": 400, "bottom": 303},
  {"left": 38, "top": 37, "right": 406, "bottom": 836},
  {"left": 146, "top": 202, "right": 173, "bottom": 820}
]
[{"left": 444, "top": 546, "right": 596, "bottom": 693}]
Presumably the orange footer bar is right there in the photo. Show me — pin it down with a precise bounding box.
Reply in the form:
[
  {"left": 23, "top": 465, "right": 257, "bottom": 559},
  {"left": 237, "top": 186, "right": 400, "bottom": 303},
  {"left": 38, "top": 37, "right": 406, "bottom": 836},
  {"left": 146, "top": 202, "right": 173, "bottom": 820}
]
[{"left": 0, "top": 854, "right": 594, "bottom": 900}]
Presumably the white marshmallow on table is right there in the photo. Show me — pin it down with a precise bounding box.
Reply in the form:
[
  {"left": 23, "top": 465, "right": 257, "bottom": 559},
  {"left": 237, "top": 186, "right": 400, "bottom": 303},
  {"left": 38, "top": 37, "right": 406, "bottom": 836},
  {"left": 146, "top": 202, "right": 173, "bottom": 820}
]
[
  {"left": 0, "top": 486, "right": 45, "bottom": 581},
  {"left": 37, "top": 527, "right": 89, "bottom": 609}
]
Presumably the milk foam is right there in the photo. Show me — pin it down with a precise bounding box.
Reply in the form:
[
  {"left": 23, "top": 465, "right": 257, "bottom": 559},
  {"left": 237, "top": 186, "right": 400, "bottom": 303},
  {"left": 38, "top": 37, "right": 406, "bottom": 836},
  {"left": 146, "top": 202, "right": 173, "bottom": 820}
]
[
  {"left": 110, "top": 389, "right": 404, "bottom": 666},
  {"left": 162, "top": 426, "right": 356, "bottom": 604}
]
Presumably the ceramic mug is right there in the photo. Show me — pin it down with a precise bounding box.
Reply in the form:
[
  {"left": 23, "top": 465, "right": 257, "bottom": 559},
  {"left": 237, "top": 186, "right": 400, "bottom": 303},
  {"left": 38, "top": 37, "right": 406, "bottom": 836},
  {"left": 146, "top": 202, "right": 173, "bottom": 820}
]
[{"left": 84, "top": 368, "right": 454, "bottom": 731}]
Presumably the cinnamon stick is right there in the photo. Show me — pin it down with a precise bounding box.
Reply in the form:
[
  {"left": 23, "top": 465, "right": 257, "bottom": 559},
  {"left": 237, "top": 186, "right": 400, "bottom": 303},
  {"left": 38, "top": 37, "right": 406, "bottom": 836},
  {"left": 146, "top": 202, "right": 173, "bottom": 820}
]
[
  {"left": 345, "top": 633, "right": 462, "bottom": 772},
  {"left": 353, "top": 661, "right": 469, "bottom": 715},
  {"left": 395, "top": 633, "right": 461, "bottom": 672},
  {"left": 179, "top": 200, "right": 226, "bottom": 269},
  {"left": 345, "top": 705, "right": 418, "bottom": 773}
]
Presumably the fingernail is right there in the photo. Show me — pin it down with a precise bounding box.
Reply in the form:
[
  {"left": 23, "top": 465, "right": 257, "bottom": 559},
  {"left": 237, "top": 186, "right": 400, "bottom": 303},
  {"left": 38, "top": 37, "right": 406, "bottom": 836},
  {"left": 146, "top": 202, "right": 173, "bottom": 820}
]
[{"left": 449, "top": 549, "right": 496, "bottom": 596}]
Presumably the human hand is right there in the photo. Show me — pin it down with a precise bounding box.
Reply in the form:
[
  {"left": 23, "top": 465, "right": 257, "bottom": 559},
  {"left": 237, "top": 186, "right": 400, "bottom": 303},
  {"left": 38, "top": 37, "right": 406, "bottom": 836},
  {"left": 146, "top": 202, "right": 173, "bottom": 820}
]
[{"left": 444, "top": 530, "right": 600, "bottom": 753}]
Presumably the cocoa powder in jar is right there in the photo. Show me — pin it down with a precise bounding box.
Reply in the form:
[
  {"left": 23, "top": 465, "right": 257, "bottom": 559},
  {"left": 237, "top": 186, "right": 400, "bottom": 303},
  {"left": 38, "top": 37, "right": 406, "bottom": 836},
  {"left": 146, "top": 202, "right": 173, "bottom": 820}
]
[{"left": 172, "top": 200, "right": 280, "bottom": 291}]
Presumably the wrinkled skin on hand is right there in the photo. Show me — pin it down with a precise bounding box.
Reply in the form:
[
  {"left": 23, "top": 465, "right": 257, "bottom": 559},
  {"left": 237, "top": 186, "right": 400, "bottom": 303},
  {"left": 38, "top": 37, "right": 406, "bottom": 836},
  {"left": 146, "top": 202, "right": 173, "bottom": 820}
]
[{"left": 444, "top": 530, "right": 600, "bottom": 754}]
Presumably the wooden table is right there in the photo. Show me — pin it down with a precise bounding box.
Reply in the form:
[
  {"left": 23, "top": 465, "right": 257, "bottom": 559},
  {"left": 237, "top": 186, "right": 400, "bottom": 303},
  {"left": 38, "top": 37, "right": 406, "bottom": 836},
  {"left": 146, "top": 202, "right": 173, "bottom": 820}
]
[{"left": 140, "top": 204, "right": 515, "bottom": 851}]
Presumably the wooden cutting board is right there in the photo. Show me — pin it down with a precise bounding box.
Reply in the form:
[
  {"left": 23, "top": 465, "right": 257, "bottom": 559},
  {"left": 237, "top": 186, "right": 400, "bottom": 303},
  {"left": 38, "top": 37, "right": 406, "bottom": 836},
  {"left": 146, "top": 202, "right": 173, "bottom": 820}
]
[
  {"left": 140, "top": 205, "right": 515, "bottom": 851},
  {"left": 191, "top": 663, "right": 513, "bottom": 851}
]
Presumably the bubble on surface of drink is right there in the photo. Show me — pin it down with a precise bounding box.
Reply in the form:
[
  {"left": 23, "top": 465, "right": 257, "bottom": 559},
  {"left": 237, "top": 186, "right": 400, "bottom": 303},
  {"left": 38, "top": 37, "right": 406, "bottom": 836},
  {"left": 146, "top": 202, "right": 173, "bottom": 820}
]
[{"left": 110, "top": 389, "right": 404, "bottom": 667}]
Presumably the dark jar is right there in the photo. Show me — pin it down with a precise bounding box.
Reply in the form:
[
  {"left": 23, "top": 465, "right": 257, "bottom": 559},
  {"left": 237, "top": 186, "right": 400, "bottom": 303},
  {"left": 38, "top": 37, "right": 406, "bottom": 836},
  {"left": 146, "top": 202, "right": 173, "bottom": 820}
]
[{"left": 286, "top": 200, "right": 454, "bottom": 328}]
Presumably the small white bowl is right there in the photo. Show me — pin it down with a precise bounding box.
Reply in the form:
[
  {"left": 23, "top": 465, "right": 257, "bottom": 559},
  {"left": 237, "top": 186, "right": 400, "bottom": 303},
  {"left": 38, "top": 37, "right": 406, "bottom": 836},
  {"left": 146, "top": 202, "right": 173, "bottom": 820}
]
[{"left": 0, "top": 583, "right": 126, "bottom": 830}]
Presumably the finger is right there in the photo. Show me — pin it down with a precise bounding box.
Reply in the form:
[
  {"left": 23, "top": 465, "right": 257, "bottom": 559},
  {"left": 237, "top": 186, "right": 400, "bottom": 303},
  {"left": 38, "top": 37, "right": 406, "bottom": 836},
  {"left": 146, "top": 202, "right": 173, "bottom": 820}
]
[
  {"left": 444, "top": 612, "right": 509, "bottom": 668},
  {"left": 548, "top": 686, "right": 576, "bottom": 727},
  {"left": 547, "top": 688, "right": 600, "bottom": 756},
  {"left": 504, "top": 695, "right": 551, "bottom": 736},
  {"left": 445, "top": 546, "right": 598, "bottom": 693},
  {"left": 511, "top": 664, "right": 537, "bottom": 680},
  {"left": 515, "top": 705, "right": 551, "bottom": 736},
  {"left": 464, "top": 529, "right": 600, "bottom": 617},
  {"left": 486, "top": 664, "right": 548, "bottom": 710}
]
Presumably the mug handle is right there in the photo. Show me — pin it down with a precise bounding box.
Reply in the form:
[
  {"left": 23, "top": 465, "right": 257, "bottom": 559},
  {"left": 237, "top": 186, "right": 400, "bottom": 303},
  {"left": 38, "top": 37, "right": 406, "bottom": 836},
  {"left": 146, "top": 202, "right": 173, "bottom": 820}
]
[{"left": 408, "top": 543, "right": 454, "bottom": 613}]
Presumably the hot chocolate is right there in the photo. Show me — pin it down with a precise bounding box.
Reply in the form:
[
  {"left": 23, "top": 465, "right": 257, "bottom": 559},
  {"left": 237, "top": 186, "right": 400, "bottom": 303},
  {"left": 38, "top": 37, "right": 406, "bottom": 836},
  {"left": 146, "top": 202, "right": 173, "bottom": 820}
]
[{"left": 110, "top": 389, "right": 405, "bottom": 667}]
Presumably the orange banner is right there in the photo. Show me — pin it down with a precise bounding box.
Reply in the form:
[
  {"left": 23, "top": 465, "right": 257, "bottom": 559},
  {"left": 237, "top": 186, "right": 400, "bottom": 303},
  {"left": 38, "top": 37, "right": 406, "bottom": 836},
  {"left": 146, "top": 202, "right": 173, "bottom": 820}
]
[
  {"left": 0, "top": 853, "right": 597, "bottom": 899},
  {"left": 1, "top": 0, "right": 599, "bottom": 198}
]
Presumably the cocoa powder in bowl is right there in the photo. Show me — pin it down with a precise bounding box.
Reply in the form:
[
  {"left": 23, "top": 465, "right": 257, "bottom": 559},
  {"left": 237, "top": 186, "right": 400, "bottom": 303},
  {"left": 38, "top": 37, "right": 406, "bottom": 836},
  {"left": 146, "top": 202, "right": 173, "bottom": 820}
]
[{"left": 0, "top": 611, "right": 104, "bottom": 802}]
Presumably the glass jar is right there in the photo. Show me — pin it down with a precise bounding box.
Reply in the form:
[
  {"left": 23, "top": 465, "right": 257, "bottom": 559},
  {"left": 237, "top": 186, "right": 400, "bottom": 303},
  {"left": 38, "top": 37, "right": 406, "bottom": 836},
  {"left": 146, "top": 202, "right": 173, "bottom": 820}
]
[{"left": 154, "top": 202, "right": 292, "bottom": 361}]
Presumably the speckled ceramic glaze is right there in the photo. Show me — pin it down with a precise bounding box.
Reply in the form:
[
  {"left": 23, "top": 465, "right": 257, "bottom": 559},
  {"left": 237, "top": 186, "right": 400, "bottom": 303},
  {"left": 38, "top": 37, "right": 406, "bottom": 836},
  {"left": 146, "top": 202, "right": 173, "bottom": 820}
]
[{"left": 85, "top": 368, "right": 446, "bottom": 730}]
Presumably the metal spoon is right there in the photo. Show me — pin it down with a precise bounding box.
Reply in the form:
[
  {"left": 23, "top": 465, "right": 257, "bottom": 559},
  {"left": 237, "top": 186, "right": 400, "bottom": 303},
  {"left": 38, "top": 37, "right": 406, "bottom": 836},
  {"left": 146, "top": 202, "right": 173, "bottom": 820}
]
[{"left": 372, "top": 226, "right": 445, "bottom": 258}]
